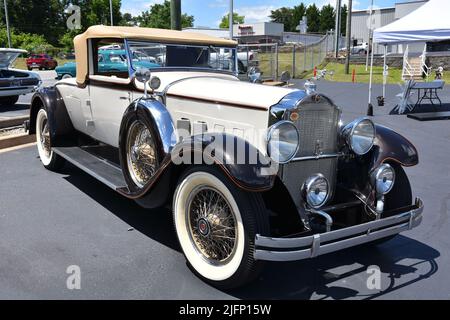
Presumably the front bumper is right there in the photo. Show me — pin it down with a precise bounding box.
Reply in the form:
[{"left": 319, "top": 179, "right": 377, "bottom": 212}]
[{"left": 255, "top": 198, "right": 423, "bottom": 261}]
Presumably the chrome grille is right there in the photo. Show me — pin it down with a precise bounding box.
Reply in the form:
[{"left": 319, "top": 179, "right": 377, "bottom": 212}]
[{"left": 281, "top": 97, "right": 340, "bottom": 207}]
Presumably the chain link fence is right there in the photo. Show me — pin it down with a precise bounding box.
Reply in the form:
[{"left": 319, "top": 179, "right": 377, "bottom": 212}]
[{"left": 238, "top": 33, "right": 334, "bottom": 81}]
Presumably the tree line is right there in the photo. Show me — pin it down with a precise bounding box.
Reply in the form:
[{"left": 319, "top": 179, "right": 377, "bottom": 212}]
[
  {"left": 270, "top": 3, "right": 348, "bottom": 35},
  {"left": 0, "top": 0, "right": 346, "bottom": 53}
]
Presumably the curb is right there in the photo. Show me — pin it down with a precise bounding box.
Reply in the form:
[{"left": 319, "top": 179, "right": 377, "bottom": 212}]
[
  {"left": 0, "top": 116, "right": 29, "bottom": 129},
  {"left": 0, "top": 133, "right": 35, "bottom": 150}
]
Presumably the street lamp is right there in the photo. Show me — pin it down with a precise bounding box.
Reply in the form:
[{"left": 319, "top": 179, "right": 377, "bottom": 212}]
[
  {"left": 110, "top": 0, "right": 113, "bottom": 26},
  {"left": 229, "top": 0, "right": 233, "bottom": 40},
  {"left": 3, "top": 0, "right": 11, "bottom": 48}
]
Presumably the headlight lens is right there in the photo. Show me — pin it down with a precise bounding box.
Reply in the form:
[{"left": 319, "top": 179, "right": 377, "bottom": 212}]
[
  {"left": 371, "top": 164, "right": 395, "bottom": 195},
  {"left": 267, "top": 121, "right": 299, "bottom": 164},
  {"left": 342, "top": 118, "right": 376, "bottom": 155},
  {"left": 302, "top": 174, "right": 330, "bottom": 209}
]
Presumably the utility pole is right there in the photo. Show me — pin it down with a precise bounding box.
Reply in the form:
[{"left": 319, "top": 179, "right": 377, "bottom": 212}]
[
  {"left": 366, "top": 0, "right": 374, "bottom": 71},
  {"left": 3, "top": 0, "right": 11, "bottom": 48},
  {"left": 334, "top": 0, "right": 342, "bottom": 58},
  {"left": 229, "top": 0, "right": 233, "bottom": 40},
  {"left": 109, "top": 0, "right": 113, "bottom": 26},
  {"left": 344, "top": 0, "right": 353, "bottom": 74},
  {"left": 170, "top": 0, "right": 182, "bottom": 30}
]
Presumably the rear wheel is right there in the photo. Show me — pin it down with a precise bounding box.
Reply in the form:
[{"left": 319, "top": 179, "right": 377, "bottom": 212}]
[
  {"left": 0, "top": 95, "right": 19, "bottom": 106},
  {"left": 173, "top": 166, "right": 269, "bottom": 289},
  {"left": 35, "top": 108, "right": 65, "bottom": 171},
  {"left": 62, "top": 74, "right": 72, "bottom": 79}
]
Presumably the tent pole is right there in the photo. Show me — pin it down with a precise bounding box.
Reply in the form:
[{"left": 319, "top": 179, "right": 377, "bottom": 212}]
[
  {"left": 383, "top": 45, "right": 387, "bottom": 98},
  {"left": 367, "top": 42, "right": 375, "bottom": 116}
]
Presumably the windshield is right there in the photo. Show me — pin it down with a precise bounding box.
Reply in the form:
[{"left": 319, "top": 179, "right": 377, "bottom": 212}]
[
  {"left": 127, "top": 40, "right": 237, "bottom": 74},
  {"left": 0, "top": 51, "right": 22, "bottom": 68}
]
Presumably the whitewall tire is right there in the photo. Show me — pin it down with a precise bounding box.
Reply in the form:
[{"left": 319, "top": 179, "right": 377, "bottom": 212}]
[
  {"left": 173, "top": 166, "right": 269, "bottom": 289},
  {"left": 35, "top": 108, "right": 65, "bottom": 171}
]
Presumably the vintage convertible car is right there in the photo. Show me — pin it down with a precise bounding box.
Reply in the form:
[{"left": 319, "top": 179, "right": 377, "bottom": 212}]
[
  {"left": 27, "top": 26, "right": 423, "bottom": 289},
  {"left": 0, "top": 48, "right": 41, "bottom": 106}
]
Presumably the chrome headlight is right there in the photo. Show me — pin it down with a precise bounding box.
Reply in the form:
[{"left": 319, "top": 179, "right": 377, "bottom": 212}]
[
  {"left": 267, "top": 121, "right": 299, "bottom": 164},
  {"left": 342, "top": 118, "right": 376, "bottom": 155},
  {"left": 371, "top": 164, "right": 395, "bottom": 195},
  {"left": 302, "top": 174, "right": 330, "bottom": 209}
]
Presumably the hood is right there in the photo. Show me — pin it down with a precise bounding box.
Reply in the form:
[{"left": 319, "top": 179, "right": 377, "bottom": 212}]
[
  {"left": 0, "top": 48, "right": 27, "bottom": 68},
  {"left": 166, "top": 77, "right": 297, "bottom": 110}
]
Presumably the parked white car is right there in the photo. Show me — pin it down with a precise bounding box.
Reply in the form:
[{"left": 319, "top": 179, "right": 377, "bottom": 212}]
[
  {"left": 28, "top": 26, "right": 423, "bottom": 289},
  {"left": 0, "top": 48, "right": 41, "bottom": 106}
]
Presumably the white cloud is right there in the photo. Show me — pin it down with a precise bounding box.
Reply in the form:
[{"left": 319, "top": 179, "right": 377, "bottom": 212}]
[
  {"left": 209, "top": 0, "right": 228, "bottom": 9},
  {"left": 235, "top": 5, "right": 277, "bottom": 24},
  {"left": 121, "top": 0, "right": 164, "bottom": 16}
]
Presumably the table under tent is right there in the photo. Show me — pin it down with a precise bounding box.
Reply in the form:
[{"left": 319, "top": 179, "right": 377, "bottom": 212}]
[{"left": 368, "top": 0, "right": 450, "bottom": 119}]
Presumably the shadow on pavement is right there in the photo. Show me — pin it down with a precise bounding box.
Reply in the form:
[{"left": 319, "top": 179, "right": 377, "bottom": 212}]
[
  {"left": 61, "top": 163, "right": 181, "bottom": 253},
  {"left": 389, "top": 103, "right": 450, "bottom": 115},
  {"left": 60, "top": 163, "right": 439, "bottom": 300}
]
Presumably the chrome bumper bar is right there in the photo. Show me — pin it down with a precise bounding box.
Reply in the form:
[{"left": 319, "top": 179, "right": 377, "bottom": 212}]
[{"left": 255, "top": 198, "right": 423, "bottom": 262}]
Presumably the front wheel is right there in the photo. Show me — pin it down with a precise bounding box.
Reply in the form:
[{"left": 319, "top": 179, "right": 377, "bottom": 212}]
[
  {"left": 35, "top": 108, "right": 65, "bottom": 171},
  {"left": 173, "top": 166, "right": 269, "bottom": 289}
]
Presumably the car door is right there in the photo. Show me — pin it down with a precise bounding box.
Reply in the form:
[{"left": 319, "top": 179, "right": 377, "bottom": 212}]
[{"left": 88, "top": 81, "right": 132, "bottom": 148}]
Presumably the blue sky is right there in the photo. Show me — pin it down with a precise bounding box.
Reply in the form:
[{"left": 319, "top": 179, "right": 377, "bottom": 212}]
[{"left": 121, "top": 0, "right": 406, "bottom": 28}]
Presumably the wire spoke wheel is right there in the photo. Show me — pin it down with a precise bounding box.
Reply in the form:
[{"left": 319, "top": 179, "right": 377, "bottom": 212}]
[
  {"left": 126, "top": 120, "right": 158, "bottom": 188},
  {"left": 187, "top": 186, "right": 238, "bottom": 265},
  {"left": 40, "top": 119, "right": 51, "bottom": 159}
]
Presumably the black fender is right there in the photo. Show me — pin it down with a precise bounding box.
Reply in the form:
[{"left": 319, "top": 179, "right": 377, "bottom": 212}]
[
  {"left": 117, "top": 98, "right": 276, "bottom": 205},
  {"left": 370, "top": 124, "right": 419, "bottom": 171},
  {"left": 29, "top": 86, "right": 74, "bottom": 146},
  {"left": 170, "top": 133, "right": 277, "bottom": 192}
]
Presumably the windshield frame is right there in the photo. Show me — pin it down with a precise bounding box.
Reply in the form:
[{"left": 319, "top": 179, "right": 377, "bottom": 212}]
[{"left": 124, "top": 39, "right": 238, "bottom": 77}]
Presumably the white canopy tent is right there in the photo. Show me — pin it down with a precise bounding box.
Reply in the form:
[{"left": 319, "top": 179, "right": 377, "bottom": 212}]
[{"left": 366, "top": 0, "right": 450, "bottom": 115}]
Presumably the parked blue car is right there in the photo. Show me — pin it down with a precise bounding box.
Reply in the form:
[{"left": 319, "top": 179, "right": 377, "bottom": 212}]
[{"left": 55, "top": 49, "right": 160, "bottom": 80}]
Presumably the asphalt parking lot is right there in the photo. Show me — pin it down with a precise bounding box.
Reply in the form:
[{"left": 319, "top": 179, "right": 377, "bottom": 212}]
[{"left": 0, "top": 74, "right": 449, "bottom": 299}]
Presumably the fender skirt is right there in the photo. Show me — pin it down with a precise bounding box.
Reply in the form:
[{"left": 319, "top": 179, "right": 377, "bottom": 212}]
[{"left": 370, "top": 124, "right": 419, "bottom": 170}]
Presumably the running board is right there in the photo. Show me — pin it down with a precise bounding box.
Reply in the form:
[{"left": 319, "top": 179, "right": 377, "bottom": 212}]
[{"left": 53, "top": 146, "right": 128, "bottom": 191}]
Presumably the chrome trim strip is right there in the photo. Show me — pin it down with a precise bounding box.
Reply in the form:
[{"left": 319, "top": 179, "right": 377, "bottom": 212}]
[
  {"left": 291, "top": 152, "right": 344, "bottom": 162},
  {"left": 254, "top": 198, "right": 423, "bottom": 261}
]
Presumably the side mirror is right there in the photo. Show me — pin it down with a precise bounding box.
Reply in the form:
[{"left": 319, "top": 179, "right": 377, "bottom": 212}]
[
  {"left": 134, "top": 67, "right": 152, "bottom": 97},
  {"left": 248, "top": 67, "right": 262, "bottom": 83}
]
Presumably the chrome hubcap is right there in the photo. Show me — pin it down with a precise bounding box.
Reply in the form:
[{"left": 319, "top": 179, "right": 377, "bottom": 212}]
[
  {"left": 126, "top": 120, "right": 158, "bottom": 188},
  {"left": 187, "top": 186, "right": 237, "bottom": 265}
]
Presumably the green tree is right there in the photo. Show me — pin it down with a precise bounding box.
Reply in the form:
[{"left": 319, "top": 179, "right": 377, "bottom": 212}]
[
  {"left": 219, "top": 12, "right": 245, "bottom": 29},
  {"left": 270, "top": 7, "right": 294, "bottom": 32},
  {"left": 319, "top": 4, "right": 335, "bottom": 33},
  {"left": 138, "top": 0, "right": 194, "bottom": 29},
  {"left": 120, "top": 13, "right": 138, "bottom": 26},
  {"left": 0, "top": 28, "right": 51, "bottom": 53},
  {"left": 306, "top": 4, "right": 320, "bottom": 33},
  {"left": 292, "top": 3, "right": 306, "bottom": 31}
]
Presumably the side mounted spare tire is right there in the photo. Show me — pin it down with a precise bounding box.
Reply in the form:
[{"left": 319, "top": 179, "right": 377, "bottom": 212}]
[{"left": 119, "top": 108, "right": 163, "bottom": 193}]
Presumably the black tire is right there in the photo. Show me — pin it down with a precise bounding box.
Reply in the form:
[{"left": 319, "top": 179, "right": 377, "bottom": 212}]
[
  {"left": 0, "top": 95, "right": 19, "bottom": 106},
  {"left": 27, "top": 67, "right": 32, "bottom": 71},
  {"left": 173, "top": 165, "right": 270, "bottom": 290},
  {"left": 39, "top": 67, "right": 43, "bottom": 70},
  {"left": 35, "top": 107, "right": 65, "bottom": 171},
  {"left": 368, "top": 164, "right": 412, "bottom": 246}
]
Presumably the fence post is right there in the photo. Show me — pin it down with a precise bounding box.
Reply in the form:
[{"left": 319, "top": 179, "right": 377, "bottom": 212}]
[
  {"left": 292, "top": 45, "right": 296, "bottom": 79},
  {"left": 311, "top": 46, "right": 314, "bottom": 69},
  {"left": 275, "top": 43, "right": 279, "bottom": 81},
  {"left": 304, "top": 45, "right": 307, "bottom": 72}
]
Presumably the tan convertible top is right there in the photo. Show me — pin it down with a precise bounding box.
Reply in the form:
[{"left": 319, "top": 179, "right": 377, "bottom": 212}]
[{"left": 73, "top": 25, "right": 237, "bottom": 85}]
